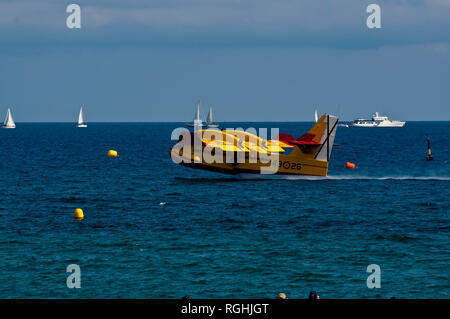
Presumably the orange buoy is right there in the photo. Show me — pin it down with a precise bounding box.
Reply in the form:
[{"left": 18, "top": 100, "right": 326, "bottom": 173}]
[{"left": 346, "top": 162, "right": 357, "bottom": 169}]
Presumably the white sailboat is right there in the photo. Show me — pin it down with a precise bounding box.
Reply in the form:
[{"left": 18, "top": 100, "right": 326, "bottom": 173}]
[
  {"left": 1, "top": 108, "right": 15, "bottom": 129},
  {"left": 314, "top": 109, "right": 318, "bottom": 123},
  {"left": 187, "top": 102, "right": 203, "bottom": 129},
  {"left": 206, "top": 106, "right": 219, "bottom": 128},
  {"left": 77, "top": 107, "right": 87, "bottom": 128}
]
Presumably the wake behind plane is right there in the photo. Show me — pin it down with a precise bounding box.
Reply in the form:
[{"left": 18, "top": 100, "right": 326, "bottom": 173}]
[{"left": 171, "top": 114, "right": 339, "bottom": 176}]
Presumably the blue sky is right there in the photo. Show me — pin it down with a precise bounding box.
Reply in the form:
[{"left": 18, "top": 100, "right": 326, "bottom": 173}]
[{"left": 0, "top": 0, "right": 449, "bottom": 122}]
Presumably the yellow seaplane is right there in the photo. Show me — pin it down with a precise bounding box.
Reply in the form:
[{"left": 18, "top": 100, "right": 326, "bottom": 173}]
[{"left": 170, "top": 114, "right": 339, "bottom": 176}]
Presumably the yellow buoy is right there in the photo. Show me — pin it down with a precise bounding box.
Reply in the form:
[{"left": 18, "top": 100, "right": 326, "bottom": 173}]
[
  {"left": 74, "top": 208, "right": 84, "bottom": 220},
  {"left": 108, "top": 150, "right": 118, "bottom": 158}
]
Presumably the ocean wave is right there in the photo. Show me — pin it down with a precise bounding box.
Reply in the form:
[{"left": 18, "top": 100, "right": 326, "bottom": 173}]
[{"left": 238, "top": 174, "right": 450, "bottom": 181}]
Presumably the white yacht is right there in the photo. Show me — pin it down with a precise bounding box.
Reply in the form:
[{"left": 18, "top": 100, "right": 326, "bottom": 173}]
[
  {"left": 1, "top": 108, "right": 15, "bottom": 129},
  {"left": 77, "top": 107, "right": 87, "bottom": 128},
  {"left": 352, "top": 112, "right": 405, "bottom": 127}
]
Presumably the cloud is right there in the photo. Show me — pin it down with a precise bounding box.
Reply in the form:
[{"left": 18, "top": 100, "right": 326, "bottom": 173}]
[{"left": 1, "top": 0, "right": 450, "bottom": 49}]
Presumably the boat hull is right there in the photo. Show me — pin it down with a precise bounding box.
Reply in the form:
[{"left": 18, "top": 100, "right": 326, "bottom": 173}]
[
  {"left": 171, "top": 151, "right": 329, "bottom": 176},
  {"left": 377, "top": 121, "right": 405, "bottom": 127},
  {"left": 352, "top": 122, "right": 405, "bottom": 127}
]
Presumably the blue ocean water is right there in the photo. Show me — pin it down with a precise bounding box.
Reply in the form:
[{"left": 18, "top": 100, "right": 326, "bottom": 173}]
[{"left": 0, "top": 122, "right": 449, "bottom": 299}]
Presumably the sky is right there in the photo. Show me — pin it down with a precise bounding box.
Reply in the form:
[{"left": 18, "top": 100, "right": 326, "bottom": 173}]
[{"left": 0, "top": 0, "right": 449, "bottom": 122}]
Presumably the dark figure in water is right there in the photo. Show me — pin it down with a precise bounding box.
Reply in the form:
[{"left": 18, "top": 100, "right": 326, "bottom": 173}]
[
  {"left": 427, "top": 136, "right": 433, "bottom": 161},
  {"left": 309, "top": 291, "right": 320, "bottom": 300},
  {"left": 277, "top": 293, "right": 287, "bottom": 299}
]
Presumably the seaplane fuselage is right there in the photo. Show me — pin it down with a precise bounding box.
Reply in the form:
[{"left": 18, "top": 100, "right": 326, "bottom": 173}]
[{"left": 170, "top": 114, "right": 339, "bottom": 177}]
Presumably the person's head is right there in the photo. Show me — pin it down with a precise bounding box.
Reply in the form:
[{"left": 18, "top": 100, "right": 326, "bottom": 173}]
[
  {"left": 277, "top": 293, "right": 287, "bottom": 299},
  {"left": 182, "top": 295, "right": 190, "bottom": 300},
  {"left": 309, "top": 291, "right": 319, "bottom": 300}
]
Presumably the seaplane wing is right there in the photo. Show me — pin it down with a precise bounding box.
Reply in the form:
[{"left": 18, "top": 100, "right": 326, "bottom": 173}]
[
  {"left": 170, "top": 113, "right": 339, "bottom": 176},
  {"left": 200, "top": 129, "right": 250, "bottom": 152},
  {"left": 223, "top": 130, "right": 291, "bottom": 154}
]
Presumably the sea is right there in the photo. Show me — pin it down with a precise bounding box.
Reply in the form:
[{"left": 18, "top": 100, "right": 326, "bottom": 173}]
[{"left": 0, "top": 122, "right": 448, "bottom": 299}]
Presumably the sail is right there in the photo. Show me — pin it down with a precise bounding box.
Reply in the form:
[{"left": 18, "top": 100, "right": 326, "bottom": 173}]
[
  {"left": 207, "top": 107, "right": 213, "bottom": 124},
  {"left": 3, "top": 108, "right": 15, "bottom": 128},
  {"left": 314, "top": 109, "right": 318, "bottom": 123},
  {"left": 78, "top": 107, "right": 86, "bottom": 126},
  {"left": 3, "top": 109, "right": 9, "bottom": 126},
  {"left": 194, "top": 102, "right": 201, "bottom": 122},
  {"left": 189, "top": 101, "right": 203, "bottom": 130}
]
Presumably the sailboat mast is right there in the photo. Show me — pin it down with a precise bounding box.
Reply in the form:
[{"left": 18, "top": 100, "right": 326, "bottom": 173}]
[
  {"left": 197, "top": 102, "right": 201, "bottom": 121},
  {"left": 78, "top": 107, "right": 84, "bottom": 124},
  {"left": 207, "top": 106, "right": 213, "bottom": 124},
  {"left": 7, "top": 109, "right": 12, "bottom": 124}
]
